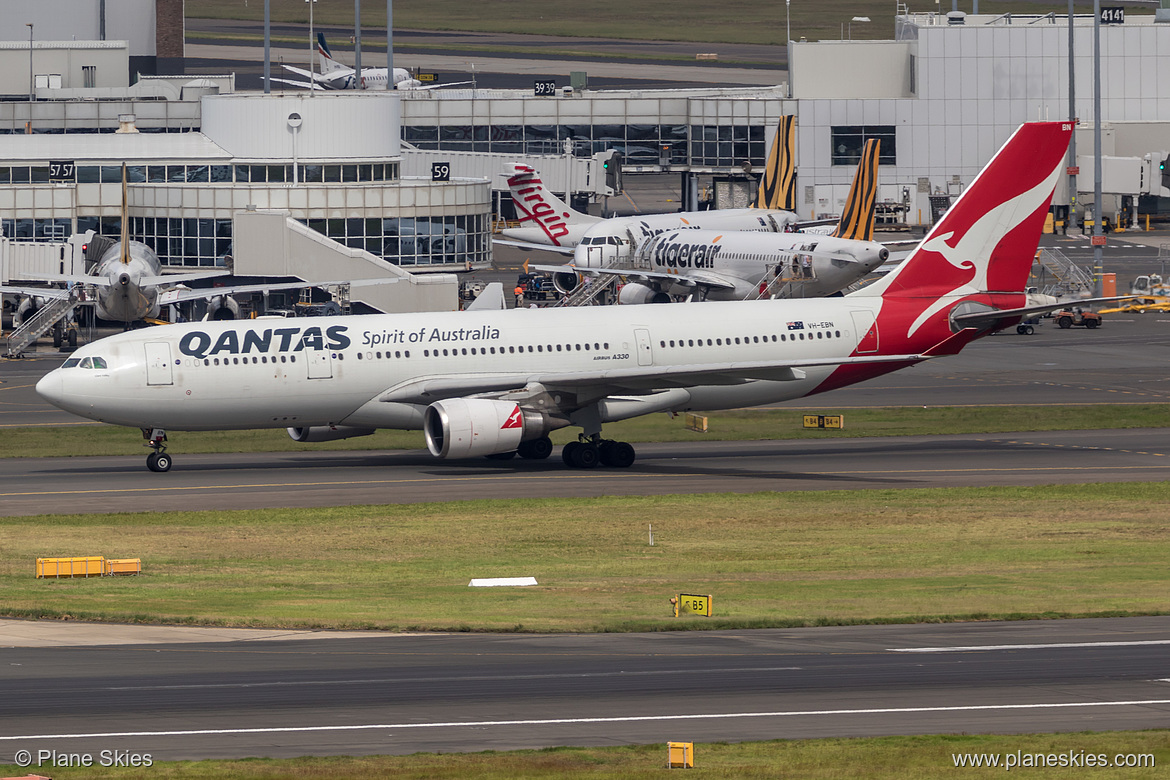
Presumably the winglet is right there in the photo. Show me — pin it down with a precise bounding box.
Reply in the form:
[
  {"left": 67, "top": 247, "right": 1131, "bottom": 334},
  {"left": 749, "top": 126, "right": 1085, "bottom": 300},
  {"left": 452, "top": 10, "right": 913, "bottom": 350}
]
[{"left": 832, "top": 138, "right": 880, "bottom": 242}]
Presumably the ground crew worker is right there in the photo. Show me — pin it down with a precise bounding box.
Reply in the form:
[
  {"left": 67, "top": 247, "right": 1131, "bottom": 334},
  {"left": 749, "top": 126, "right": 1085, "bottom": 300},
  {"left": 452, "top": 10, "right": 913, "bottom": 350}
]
[{"left": 514, "top": 285, "right": 525, "bottom": 307}]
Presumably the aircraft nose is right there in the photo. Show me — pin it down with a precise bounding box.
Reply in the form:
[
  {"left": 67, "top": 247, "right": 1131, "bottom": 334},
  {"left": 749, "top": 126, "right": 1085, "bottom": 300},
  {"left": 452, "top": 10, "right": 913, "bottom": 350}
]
[{"left": 36, "top": 370, "right": 65, "bottom": 408}]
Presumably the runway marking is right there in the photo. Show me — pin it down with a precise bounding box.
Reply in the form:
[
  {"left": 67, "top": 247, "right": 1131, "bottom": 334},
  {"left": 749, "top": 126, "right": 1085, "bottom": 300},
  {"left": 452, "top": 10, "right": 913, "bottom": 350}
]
[
  {"left": 890, "top": 640, "right": 1170, "bottom": 652},
  {"left": 2, "top": 463, "right": 1170, "bottom": 500},
  {"left": 3, "top": 465, "right": 1170, "bottom": 499},
  {"left": 5, "top": 700, "right": 1170, "bottom": 741}
]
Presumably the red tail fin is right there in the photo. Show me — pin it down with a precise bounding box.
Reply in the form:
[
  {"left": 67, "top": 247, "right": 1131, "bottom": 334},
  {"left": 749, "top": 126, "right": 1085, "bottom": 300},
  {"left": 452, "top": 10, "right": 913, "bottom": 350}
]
[{"left": 870, "top": 122, "right": 1072, "bottom": 301}]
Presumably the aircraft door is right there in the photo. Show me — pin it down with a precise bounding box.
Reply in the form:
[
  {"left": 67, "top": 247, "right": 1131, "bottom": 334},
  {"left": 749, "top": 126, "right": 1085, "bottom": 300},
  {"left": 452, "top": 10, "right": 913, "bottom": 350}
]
[
  {"left": 634, "top": 327, "right": 654, "bottom": 366},
  {"left": 144, "top": 341, "right": 173, "bottom": 386},
  {"left": 306, "top": 349, "right": 333, "bottom": 379},
  {"left": 850, "top": 310, "right": 879, "bottom": 354}
]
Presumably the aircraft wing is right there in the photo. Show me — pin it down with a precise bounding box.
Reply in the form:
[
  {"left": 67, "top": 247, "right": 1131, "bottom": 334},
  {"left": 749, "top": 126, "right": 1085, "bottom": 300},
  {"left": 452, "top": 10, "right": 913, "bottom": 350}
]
[
  {"left": 492, "top": 238, "right": 576, "bottom": 256},
  {"left": 401, "top": 80, "right": 475, "bottom": 91},
  {"left": 377, "top": 351, "right": 935, "bottom": 405},
  {"left": 140, "top": 270, "right": 230, "bottom": 287},
  {"left": 0, "top": 285, "right": 75, "bottom": 301},
  {"left": 158, "top": 277, "right": 402, "bottom": 305},
  {"left": 270, "top": 77, "right": 327, "bottom": 91}
]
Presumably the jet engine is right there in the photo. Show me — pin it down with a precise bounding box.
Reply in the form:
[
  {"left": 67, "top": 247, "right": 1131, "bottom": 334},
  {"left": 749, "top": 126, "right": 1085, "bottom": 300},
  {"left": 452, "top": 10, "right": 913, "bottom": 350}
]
[
  {"left": 424, "top": 398, "right": 560, "bottom": 459},
  {"left": 206, "top": 295, "right": 240, "bottom": 321},
  {"left": 617, "top": 283, "right": 672, "bottom": 305},
  {"left": 287, "top": 425, "right": 376, "bottom": 443},
  {"left": 551, "top": 271, "right": 581, "bottom": 296},
  {"left": 14, "top": 296, "right": 40, "bottom": 327}
]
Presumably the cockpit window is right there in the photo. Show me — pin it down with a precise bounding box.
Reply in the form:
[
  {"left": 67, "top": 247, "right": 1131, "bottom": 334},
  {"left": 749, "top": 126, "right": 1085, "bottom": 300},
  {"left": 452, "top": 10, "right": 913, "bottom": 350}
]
[
  {"left": 77, "top": 356, "right": 107, "bottom": 369},
  {"left": 62, "top": 358, "right": 80, "bottom": 368},
  {"left": 79, "top": 357, "right": 93, "bottom": 369},
  {"left": 92, "top": 356, "right": 107, "bottom": 369}
]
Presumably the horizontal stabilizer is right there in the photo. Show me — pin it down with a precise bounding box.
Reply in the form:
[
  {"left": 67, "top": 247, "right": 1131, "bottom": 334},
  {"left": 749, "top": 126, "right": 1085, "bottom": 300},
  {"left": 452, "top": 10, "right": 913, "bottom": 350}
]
[{"left": 25, "top": 273, "right": 110, "bottom": 287}]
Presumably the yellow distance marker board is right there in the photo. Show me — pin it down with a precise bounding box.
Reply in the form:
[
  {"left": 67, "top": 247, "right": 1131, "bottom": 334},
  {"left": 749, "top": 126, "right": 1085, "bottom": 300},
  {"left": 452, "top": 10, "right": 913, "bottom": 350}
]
[
  {"left": 803, "top": 414, "right": 844, "bottom": 429},
  {"left": 678, "top": 593, "right": 712, "bottom": 616}
]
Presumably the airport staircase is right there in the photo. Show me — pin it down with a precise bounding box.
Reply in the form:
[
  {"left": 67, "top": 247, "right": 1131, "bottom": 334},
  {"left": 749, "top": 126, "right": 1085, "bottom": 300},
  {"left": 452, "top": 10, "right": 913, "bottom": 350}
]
[
  {"left": 1034, "top": 248, "right": 1094, "bottom": 299},
  {"left": 552, "top": 274, "right": 620, "bottom": 307},
  {"left": 6, "top": 295, "right": 78, "bottom": 358}
]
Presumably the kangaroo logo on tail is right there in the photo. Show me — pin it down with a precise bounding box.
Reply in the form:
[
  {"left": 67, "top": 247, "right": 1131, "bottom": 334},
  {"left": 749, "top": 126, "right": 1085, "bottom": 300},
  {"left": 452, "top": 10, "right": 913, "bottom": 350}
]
[
  {"left": 864, "top": 122, "right": 1073, "bottom": 339},
  {"left": 751, "top": 115, "right": 796, "bottom": 210},
  {"left": 832, "top": 138, "right": 880, "bottom": 242}
]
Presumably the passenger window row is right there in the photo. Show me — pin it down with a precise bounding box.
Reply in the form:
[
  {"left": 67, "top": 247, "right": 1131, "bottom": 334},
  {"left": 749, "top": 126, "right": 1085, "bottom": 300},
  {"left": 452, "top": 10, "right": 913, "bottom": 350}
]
[
  {"left": 659, "top": 330, "right": 843, "bottom": 349},
  {"left": 198, "top": 355, "right": 297, "bottom": 366},
  {"left": 420, "top": 342, "right": 609, "bottom": 358}
]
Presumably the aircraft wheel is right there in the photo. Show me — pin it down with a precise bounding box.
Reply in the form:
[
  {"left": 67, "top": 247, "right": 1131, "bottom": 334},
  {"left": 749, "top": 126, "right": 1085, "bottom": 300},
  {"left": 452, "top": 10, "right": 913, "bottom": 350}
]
[
  {"left": 147, "top": 452, "right": 172, "bottom": 472},
  {"left": 608, "top": 442, "right": 636, "bottom": 468},
  {"left": 561, "top": 441, "right": 582, "bottom": 467},
  {"left": 518, "top": 436, "right": 553, "bottom": 460},
  {"left": 1023, "top": 325, "right": 1034, "bottom": 335},
  {"left": 485, "top": 451, "right": 516, "bottom": 460},
  {"left": 68, "top": 330, "right": 77, "bottom": 347},
  {"left": 570, "top": 444, "right": 600, "bottom": 469}
]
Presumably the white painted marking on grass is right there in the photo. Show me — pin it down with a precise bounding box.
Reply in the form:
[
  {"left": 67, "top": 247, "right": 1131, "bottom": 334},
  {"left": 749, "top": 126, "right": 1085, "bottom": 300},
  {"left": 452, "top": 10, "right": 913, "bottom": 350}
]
[
  {"left": 3, "top": 700, "right": 1170, "bottom": 742},
  {"left": 469, "top": 577, "right": 538, "bottom": 587},
  {"left": 888, "top": 639, "right": 1170, "bottom": 653}
]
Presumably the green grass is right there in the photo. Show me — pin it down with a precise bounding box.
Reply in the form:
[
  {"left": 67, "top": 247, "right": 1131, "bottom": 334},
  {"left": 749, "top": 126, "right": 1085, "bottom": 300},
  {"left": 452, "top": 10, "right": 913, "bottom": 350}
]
[
  {"left": 2, "top": 732, "right": 1166, "bottom": 778},
  {"left": 185, "top": 0, "right": 1146, "bottom": 48},
  {"left": 7, "top": 404, "right": 1170, "bottom": 459},
  {"left": 5, "top": 485, "right": 1170, "bottom": 631}
]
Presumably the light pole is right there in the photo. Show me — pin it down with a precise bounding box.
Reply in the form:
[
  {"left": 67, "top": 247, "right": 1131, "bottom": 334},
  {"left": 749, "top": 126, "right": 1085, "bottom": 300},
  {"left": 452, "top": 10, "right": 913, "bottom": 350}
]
[
  {"left": 786, "top": 0, "right": 791, "bottom": 97},
  {"left": 306, "top": 0, "right": 317, "bottom": 97},
  {"left": 849, "top": 16, "right": 870, "bottom": 40},
  {"left": 26, "top": 23, "right": 33, "bottom": 103}
]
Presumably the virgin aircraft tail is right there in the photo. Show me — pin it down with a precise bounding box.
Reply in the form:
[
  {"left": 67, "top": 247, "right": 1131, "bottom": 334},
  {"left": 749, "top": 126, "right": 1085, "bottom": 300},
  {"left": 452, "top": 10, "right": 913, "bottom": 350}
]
[
  {"left": 503, "top": 164, "right": 600, "bottom": 246},
  {"left": 831, "top": 138, "right": 880, "bottom": 242},
  {"left": 751, "top": 115, "right": 796, "bottom": 210}
]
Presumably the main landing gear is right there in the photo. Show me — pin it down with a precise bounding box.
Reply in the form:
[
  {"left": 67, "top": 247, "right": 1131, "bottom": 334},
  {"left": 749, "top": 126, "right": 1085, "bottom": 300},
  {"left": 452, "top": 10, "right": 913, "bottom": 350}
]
[
  {"left": 143, "top": 428, "right": 172, "bottom": 472},
  {"left": 562, "top": 437, "right": 636, "bottom": 469},
  {"left": 483, "top": 436, "right": 555, "bottom": 462}
]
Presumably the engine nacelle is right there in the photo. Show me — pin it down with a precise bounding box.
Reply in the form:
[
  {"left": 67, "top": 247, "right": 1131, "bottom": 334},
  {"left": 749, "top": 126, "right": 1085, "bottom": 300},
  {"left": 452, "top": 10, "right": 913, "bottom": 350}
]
[
  {"left": 425, "top": 398, "right": 554, "bottom": 459},
  {"left": 14, "top": 296, "right": 40, "bottom": 327},
  {"left": 552, "top": 271, "right": 581, "bottom": 296},
  {"left": 617, "top": 283, "right": 672, "bottom": 305},
  {"left": 206, "top": 295, "right": 240, "bottom": 321},
  {"left": 287, "top": 425, "right": 376, "bottom": 443}
]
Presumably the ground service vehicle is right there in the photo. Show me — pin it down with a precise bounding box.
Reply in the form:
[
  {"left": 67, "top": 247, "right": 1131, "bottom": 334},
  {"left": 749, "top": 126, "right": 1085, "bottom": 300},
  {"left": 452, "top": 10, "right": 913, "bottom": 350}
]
[{"left": 1054, "top": 308, "right": 1101, "bottom": 329}]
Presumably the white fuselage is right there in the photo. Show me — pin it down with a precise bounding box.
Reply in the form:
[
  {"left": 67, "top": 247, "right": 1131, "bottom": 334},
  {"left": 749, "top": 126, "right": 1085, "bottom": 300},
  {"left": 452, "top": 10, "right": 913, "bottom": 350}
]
[
  {"left": 571, "top": 209, "right": 798, "bottom": 267},
  {"left": 37, "top": 298, "right": 882, "bottom": 433},
  {"left": 624, "top": 230, "right": 889, "bottom": 301}
]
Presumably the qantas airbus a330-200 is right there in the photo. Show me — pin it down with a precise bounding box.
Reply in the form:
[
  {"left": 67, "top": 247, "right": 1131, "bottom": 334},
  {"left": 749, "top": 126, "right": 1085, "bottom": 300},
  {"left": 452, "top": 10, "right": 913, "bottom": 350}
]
[{"left": 39, "top": 122, "right": 1078, "bottom": 472}]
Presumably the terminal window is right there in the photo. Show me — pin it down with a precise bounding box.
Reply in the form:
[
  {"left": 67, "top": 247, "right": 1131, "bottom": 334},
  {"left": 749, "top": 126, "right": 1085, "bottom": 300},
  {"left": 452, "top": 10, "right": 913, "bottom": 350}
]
[{"left": 831, "top": 126, "right": 896, "bottom": 166}]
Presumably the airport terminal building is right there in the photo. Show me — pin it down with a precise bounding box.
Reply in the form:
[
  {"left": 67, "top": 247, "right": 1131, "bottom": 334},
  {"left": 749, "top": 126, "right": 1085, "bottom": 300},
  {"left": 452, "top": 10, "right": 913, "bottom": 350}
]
[{"left": 0, "top": 93, "right": 492, "bottom": 271}]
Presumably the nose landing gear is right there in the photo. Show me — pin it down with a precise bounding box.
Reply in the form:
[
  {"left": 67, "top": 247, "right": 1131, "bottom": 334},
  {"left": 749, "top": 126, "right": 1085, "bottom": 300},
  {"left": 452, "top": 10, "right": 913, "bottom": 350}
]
[{"left": 142, "top": 428, "right": 172, "bottom": 472}]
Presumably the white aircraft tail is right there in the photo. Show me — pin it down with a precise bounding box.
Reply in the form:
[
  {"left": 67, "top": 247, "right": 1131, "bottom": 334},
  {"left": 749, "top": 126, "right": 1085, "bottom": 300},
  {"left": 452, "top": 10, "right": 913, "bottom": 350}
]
[
  {"left": 504, "top": 164, "right": 600, "bottom": 246},
  {"left": 316, "top": 34, "right": 348, "bottom": 75}
]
